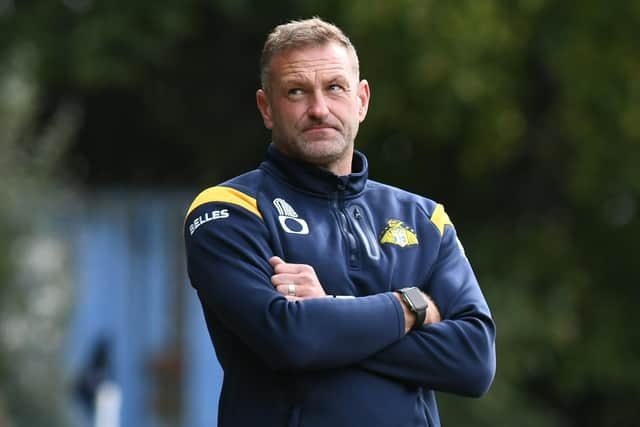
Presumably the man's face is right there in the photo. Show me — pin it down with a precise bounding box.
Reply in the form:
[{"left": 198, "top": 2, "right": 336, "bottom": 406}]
[{"left": 256, "top": 42, "right": 370, "bottom": 176}]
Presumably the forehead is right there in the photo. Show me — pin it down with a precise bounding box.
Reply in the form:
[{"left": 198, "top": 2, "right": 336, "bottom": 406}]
[{"left": 270, "top": 42, "right": 357, "bottom": 80}]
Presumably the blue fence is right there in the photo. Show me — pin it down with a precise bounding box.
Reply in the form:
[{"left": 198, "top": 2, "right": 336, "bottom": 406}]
[{"left": 64, "top": 190, "right": 222, "bottom": 427}]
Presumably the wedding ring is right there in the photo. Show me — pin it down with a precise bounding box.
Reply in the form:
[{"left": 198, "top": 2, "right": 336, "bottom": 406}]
[{"left": 287, "top": 283, "right": 296, "bottom": 296}]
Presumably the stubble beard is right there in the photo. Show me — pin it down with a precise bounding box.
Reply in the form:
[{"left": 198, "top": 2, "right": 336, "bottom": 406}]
[{"left": 274, "top": 128, "right": 355, "bottom": 173}]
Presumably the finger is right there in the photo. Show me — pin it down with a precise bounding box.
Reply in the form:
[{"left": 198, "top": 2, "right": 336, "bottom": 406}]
[
  {"left": 270, "top": 257, "right": 304, "bottom": 274},
  {"left": 272, "top": 261, "right": 311, "bottom": 275},
  {"left": 274, "top": 284, "right": 290, "bottom": 295},
  {"left": 269, "top": 256, "right": 285, "bottom": 268},
  {"left": 271, "top": 273, "right": 300, "bottom": 286},
  {"left": 275, "top": 284, "right": 302, "bottom": 298}
]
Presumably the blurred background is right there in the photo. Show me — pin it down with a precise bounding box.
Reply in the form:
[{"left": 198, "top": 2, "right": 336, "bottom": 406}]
[{"left": 1, "top": 0, "right": 639, "bottom": 426}]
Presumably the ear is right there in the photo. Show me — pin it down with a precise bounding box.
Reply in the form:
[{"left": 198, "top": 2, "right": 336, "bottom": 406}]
[
  {"left": 357, "top": 79, "right": 371, "bottom": 123},
  {"left": 256, "top": 89, "right": 274, "bottom": 129}
]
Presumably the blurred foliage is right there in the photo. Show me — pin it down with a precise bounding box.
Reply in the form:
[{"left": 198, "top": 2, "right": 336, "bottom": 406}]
[
  {"left": 1, "top": 0, "right": 639, "bottom": 426},
  {"left": 0, "top": 42, "right": 79, "bottom": 426}
]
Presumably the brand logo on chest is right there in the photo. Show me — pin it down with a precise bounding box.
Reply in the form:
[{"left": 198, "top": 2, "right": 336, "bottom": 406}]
[
  {"left": 273, "top": 198, "right": 309, "bottom": 235},
  {"left": 379, "top": 219, "right": 419, "bottom": 247}
]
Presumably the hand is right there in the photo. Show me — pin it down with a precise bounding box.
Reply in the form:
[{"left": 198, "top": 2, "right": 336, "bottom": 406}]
[{"left": 269, "top": 256, "right": 328, "bottom": 301}]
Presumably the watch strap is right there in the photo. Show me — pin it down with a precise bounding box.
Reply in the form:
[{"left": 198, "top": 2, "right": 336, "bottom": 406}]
[
  {"left": 399, "top": 287, "right": 428, "bottom": 331},
  {"left": 414, "top": 304, "right": 427, "bottom": 329}
]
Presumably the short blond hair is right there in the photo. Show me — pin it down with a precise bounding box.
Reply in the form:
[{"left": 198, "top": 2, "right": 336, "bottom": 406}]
[{"left": 260, "top": 17, "right": 360, "bottom": 91}]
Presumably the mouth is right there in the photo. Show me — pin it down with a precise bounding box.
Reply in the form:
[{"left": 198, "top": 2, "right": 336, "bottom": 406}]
[
  {"left": 303, "top": 124, "right": 337, "bottom": 134},
  {"left": 302, "top": 128, "right": 337, "bottom": 142}
]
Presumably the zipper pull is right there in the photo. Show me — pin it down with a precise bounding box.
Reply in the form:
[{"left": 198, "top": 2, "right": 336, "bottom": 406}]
[{"left": 353, "top": 207, "right": 362, "bottom": 219}]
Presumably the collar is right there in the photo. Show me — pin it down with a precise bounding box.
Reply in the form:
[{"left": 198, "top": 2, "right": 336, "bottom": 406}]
[{"left": 260, "top": 144, "right": 369, "bottom": 197}]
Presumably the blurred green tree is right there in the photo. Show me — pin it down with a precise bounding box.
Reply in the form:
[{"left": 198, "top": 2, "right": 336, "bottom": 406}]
[{"left": 0, "top": 44, "right": 79, "bottom": 426}]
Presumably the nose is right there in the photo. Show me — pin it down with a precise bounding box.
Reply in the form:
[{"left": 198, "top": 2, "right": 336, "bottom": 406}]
[{"left": 307, "top": 90, "right": 329, "bottom": 120}]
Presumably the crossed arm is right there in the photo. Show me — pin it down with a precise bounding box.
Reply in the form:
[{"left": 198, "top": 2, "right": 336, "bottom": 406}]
[{"left": 269, "top": 255, "right": 442, "bottom": 333}]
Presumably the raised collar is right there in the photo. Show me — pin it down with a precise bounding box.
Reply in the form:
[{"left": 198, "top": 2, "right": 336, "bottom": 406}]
[{"left": 260, "top": 144, "right": 368, "bottom": 197}]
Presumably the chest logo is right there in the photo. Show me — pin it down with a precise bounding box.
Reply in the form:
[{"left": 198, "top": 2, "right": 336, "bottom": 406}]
[
  {"left": 273, "top": 198, "right": 309, "bottom": 235},
  {"left": 379, "top": 219, "right": 419, "bottom": 247}
]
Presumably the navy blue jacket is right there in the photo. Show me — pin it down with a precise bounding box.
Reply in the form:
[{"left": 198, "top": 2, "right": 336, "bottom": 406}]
[{"left": 184, "top": 145, "right": 496, "bottom": 427}]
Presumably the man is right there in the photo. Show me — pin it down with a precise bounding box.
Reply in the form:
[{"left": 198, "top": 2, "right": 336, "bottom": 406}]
[{"left": 184, "top": 17, "right": 495, "bottom": 427}]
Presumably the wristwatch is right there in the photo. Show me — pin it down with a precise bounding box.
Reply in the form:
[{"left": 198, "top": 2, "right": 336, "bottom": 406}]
[{"left": 399, "top": 287, "right": 428, "bottom": 330}]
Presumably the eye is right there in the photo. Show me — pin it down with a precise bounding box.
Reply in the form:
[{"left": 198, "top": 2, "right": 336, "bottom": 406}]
[
  {"left": 328, "top": 84, "right": 344, "bottom": 92},
  {"left": 288, "top": 88, "right": 304, "bottom": 96}
]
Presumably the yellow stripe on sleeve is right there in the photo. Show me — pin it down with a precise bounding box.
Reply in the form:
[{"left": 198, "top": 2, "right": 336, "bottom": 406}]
[
  {"left": 186, "top": 186, "right": 263, "bottom": 220},
  {"left": 431, "top": 204, "right": 453, "bottom": 236}
]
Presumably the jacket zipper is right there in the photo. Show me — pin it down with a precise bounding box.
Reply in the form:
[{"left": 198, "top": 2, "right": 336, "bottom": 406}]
[
  {"left": 332, "top": 186, "right": 359, "bottom": 269},
  {"left": 350, "top": 206, "right": 380, "bottom": 261}
]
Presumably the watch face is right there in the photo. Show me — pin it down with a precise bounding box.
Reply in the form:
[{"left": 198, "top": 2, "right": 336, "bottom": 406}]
[{"left": 404, "top": 287, "right": 428, "bottom": 311}]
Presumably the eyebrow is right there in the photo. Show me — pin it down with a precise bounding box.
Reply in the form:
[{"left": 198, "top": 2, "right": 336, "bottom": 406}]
[
  {"left": 282, "top": 73, "right": 351, "bottom": 87},
  {"left": 282, "top": 74, "right": 310, "bottom": 85}
]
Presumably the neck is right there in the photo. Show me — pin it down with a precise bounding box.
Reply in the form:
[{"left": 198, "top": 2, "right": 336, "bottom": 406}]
[
  {"left": 324, "top": 157, "right": 352, "bottom": 176},
  {"left": 271, "top": 143, "right": 354, "bottom": 176}
]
